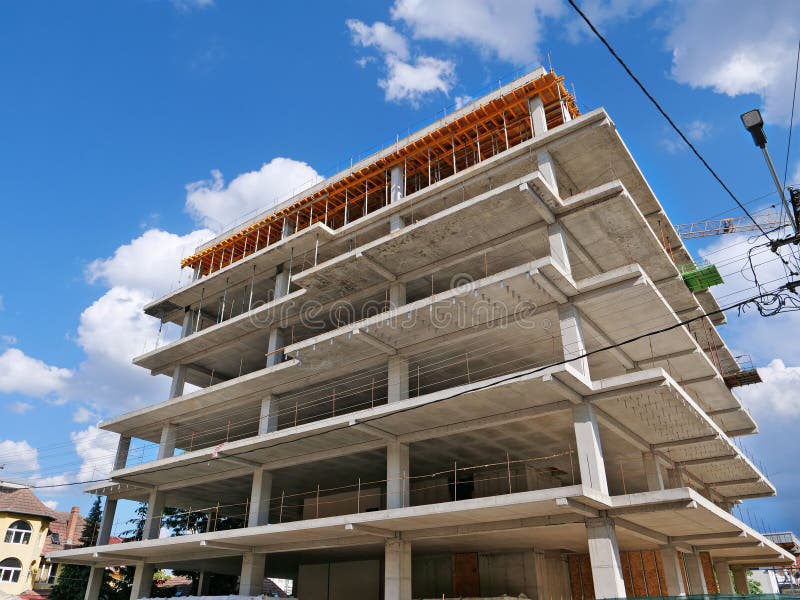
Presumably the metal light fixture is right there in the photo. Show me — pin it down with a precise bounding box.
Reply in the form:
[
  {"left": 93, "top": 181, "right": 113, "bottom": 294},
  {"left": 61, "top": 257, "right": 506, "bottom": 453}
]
[
  {"left": 740, "top": 108, "right": 798, "bottom": 233},
  {"left": 741, "top": 109, "right": 767, "bottom": 148}
]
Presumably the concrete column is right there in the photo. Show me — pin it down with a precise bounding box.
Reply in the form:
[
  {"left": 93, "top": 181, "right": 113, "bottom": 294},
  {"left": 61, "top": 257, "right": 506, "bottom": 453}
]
[
  {"left": 385, "top": 538, "right": 412, "bottom": 600},
  {"left": 97, "top": 498, "right": 117, "bottom": 545},
  {"left": 642, "top": 451, "right": 665, "bottom": 491},
  {"left": 714, "top": 561, "right": 734, "bottom": 594},
  {"left": 83, "top": 566, "right": 104, "bottom": 600},
  {"left": 684, "top": 551, "right": 708, "bottom": 594},
  {"left": 130, "top": 562, "right": 155, "bottom": 599},
  {"left": 559, "top": 304, "right": 589, "bottom": 379},
  {"left": 248, "top": 469, "right": 273, "bottom": 527},
  {"left": 732, "top": 565, "right": 749, "bottom": 594},
  {"left": 144, "top": 488, "right": 165, "bottom": 540},
  {"left": 389, "top": 281, "right": 406, "bottom": 308},
  {"left": 281, "top": 217, "right": 294, "bottom": 239},
  {"left": 197, "top": 570, "right": 211, "bottom": 595},
  {"left": 168, "top": 364, "right": 187, "bottom": 399},
  {"left": 667, "top": 466, "right": 686, "bottom": 488},
  {"left": 548, "top": 222, "right": 571, "bottom": 274},
  {"left": 659, "top": 546, "right": 687, "bottom": 596},
  {"left": 529, "top": 95, "right": 547, "bottom": 137},
  {"left": 157, "top": 424, "right": 177, "bottom": 460},
  {"left": 390, "top": 164, "right": 405, "bottom": 231},
  {"left": 586, "top": 516, "right": 626, "bottom": 599},
  {"left": 388, "top": 356, "right": 409, "bottom": 403},
  {"left": 274, "top": 264, "right": 290, "bottom": 301},
  {"left": 258, "top": 394, "right": 279, "bottom": 434},
  {"left": 113, "top": 435, "right": 131, "bottom": 471},
  {"left": 573, "top": 402, "right": 608, "bottom": 495},
  {"left": 386, "top": 441, "right": 409, "bottom": 509},
  {"left": 266, "top": 325, "right": 285, "bottom": 368},
  {"left": 180, "top": 309, "right": 193, "bottom": 338},
  {"left": 239, "top": 552, "right": 266, "bottom": 596}
]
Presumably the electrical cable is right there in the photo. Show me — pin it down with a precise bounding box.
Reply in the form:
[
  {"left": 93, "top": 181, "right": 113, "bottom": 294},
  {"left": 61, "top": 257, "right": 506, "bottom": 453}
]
[
  {"left": 566, "top": 0, "right": 773, "bottom": 243},
  {"left": 25, "top": 282, "right": 793, "bottom": 490}
]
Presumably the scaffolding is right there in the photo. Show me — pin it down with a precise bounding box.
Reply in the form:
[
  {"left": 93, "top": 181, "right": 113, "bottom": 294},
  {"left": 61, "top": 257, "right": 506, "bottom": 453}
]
[{"left": 181, "top": 70, "right": 579, "bottom": 277}]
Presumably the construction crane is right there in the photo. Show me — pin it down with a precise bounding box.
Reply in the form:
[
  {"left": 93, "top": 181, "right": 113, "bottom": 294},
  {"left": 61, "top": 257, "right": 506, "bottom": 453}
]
[{"left": 675, "top": 210, "right": 791, "bottom": 239}]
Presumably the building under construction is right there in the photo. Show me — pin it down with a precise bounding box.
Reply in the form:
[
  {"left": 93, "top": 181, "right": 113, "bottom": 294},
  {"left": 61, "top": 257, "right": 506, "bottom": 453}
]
[{"left": 48, "top": 67, "right": 793, "bottom": 599}]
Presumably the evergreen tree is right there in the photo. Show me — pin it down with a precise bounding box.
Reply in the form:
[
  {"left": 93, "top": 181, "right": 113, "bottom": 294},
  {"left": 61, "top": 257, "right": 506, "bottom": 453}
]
[{"left": 50, "top": 497, "right": 103, "bottom": 600}]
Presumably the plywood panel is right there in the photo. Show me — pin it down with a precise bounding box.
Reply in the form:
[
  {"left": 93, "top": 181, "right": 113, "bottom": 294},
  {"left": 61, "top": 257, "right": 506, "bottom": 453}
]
[{"left": 453, "top": 552, "right": 480, "bottom": 597}]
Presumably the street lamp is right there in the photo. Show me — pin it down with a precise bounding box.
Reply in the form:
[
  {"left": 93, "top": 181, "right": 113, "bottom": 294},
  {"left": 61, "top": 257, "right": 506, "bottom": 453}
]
[{"left": 740, "top": 108, "right": 798, "bottom": 234}]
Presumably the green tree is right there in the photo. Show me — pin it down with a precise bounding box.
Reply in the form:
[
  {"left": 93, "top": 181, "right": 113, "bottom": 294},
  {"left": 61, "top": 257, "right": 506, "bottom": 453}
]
[
  {"left": 50, "top": 497, "right": 119, "bottom": 600},
  {"left": 748, "top": 570, "right": 763, "bottom": 594}
]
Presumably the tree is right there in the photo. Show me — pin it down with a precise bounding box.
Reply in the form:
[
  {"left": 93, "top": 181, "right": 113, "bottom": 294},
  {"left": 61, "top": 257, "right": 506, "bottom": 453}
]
[
  {"left": 748, "top": 570, "right": 763, "bottom": 594},
  {"left": 50, "top": 497, "right": 115, "bottom": 600}
]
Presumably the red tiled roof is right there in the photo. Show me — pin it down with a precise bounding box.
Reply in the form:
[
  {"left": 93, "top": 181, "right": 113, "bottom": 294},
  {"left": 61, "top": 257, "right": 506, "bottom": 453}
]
[
  {"left": 42, "top": 510, "right": 86, "bottom": 554},
  {"left": 0, "top": 487, "right": 56, "bottom": 521}
]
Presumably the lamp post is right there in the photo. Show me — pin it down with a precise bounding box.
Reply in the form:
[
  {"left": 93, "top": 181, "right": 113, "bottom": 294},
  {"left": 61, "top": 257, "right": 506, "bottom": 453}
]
[{"left": 741, "top": 108, "right": 799, "bottom": 234}]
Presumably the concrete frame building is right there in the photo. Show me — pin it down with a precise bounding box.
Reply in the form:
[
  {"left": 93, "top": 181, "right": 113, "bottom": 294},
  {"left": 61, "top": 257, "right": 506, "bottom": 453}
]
[{"left": 49, "top": 68, "right": 793, "bottom": 599}]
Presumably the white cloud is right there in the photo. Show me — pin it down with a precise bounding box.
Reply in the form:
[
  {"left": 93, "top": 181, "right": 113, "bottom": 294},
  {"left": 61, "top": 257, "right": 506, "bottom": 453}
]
[
  {"left": 1, "top": 335, "right": 16, "bottom": 345},
  {"left": 391, "top": 0, "right": 563, "bottom": 64},
  {"left": 6, "top": 401, "right": 33, "bottom": 414},
  {"left": 72, "top": 406, "right": 94, "bottom": 423},
  {"left": 667, "top": 0, "right": 800, "bottom": 124},
  {"left": 43, "top": 499, "right": 58, "bottom": 510},
  {"left": 86, "top": 228, "right": 211, "bottom": 295},
  {"left": 0, "top": 348, "right": 72, "bottom": 398},
  {"left": 381, "top": 55, "right": 456, "bottom": 105},
  {"left": 346, "top": 17, "right": 456, "bottom": 106},
  {"left": 454, "top": 95, "right": 473, "bottom": 110},
  {"left": 347, "top": 19, "right": 409, "bottom": 60},
  {"left": 738, "top": 359, "right": 800, "bottom": 418},
  {"left": 0, "top": 440, "right": 40, "bottom": 478},
  {"left": 171, "top": 0, "right": 213, "bottom": 12},
  {"left": 686, "top": 119, "right": 712, "bottom": 142},
  {"left": 71, "top": 426, "right": 118, "bottom": 483},
  {"left": 564, "top": 0, "right": 662, "bottom": 42},
  {"left": 185, "top": 158, "right": 322, "bottom": 233}
]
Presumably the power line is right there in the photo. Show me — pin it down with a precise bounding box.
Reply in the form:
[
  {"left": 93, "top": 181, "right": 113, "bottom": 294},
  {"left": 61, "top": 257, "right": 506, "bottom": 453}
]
[
  {"left": 25, "top": 282, "right": 793, "bottom": 490},
  {"left": 782, "top": 39, "right": 800, "bottom": 191},
  {"left": 566, "top": 0, "right": 773, "bottom": 243}
]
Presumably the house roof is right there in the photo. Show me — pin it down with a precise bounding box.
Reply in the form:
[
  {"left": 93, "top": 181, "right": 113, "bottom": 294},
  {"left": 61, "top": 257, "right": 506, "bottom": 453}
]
[
  {"left": 0, "top": 486, "right": 56, "bottom": 521},
  {"left": 42, "top": 510, "right": 86, "bottom": 554}
]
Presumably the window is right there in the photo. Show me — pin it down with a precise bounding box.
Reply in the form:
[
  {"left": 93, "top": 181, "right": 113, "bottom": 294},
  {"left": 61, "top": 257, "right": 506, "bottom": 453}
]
[
  {"left": 49, "top": 532, "right": 60, "bottom": 545},
  {"left": 4, "top": 520, "right": 32, "bottom": 544},
  {"left": 0, "top": 558, "right": 22, "bottom": 583}
]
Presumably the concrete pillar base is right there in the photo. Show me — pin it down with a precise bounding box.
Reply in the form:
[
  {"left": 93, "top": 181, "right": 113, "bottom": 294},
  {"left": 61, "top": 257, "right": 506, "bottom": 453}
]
[
  {"left": 572, "top": 402, "right": 609, "bottom": 495},
  {"left": 239, "top": 553, "right": 266, "bottom": 596},
  {"left": 144, "top": 489, "right": 165, "bottom": 540},
  {"left": 84, "top": 566, "right": 104, "bottom": 600},
  {"left": 732, "top": 566, "right": 749, "bottom": 594},
  {"left": 714, "top": 561, "right": 734, "bottom": 594},
  {"left": 659, "top": 546, "right": 687, "bottom": 596},
  {"left": 385, "top": 538, "right": 411, "bottom": 600},
  {"left": 130, "top": 562, "right": 155, "bottom": 600},
  {"left": 248, "top": 469, "right": 273, "bottom": 527},
  {"left": 386, "top": 442, "right": 409, "bottom": 509},
  {"left": 586, "top": 517, "right": 626, "bottom": 599},
  {"left": 684, "top": 552, "right": 708, "bottom": 594},
  {"left": 97, "top": 498, "right": 118, "bottom": 545}
]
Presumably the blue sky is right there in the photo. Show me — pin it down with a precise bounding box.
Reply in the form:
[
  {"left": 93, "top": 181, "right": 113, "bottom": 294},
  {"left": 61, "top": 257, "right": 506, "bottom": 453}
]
[{"left": 1, "top": 0, "right": 799, "bottom": 536}]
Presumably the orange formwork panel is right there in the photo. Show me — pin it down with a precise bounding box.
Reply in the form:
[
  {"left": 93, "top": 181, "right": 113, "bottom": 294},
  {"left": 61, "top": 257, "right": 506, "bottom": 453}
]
[{"left": 181, "top": 69, "right": 579, "bottom": 278}]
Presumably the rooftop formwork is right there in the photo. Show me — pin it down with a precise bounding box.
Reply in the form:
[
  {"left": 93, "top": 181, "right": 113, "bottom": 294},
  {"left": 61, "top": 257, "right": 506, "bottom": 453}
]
[{"left": 48, "top": 68, "right": 790, "bottom": 600}]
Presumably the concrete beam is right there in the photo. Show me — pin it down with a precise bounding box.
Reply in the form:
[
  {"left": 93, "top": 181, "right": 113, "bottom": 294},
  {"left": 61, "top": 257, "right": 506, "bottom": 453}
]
[
  {"left": 652, "top": 434, "right": 719, "bottom": 449},
  {"left": 615, "top": 518, "right": 669, "bottom": 545},
  {"left": 518, "top": 182, "right": 555, "bottom": 224},
  {"left": 678, "top": 454, "right": 737, "bottom": 467},
  {"left": 555, "top": 497, "right": 599, "bottom": 518},
  {"left": 353, "top": 328, "right": 397, "bottom": 355},
  {"left": 401, "top": 513, "right": 586, "bottom": 541},
  {"left": 611, "top": 500, "right": 698, "bottom": 516},
  {"left": 348, "top": 420, "right": 397, "bottom": 441},
  {"left": 672, "top": 531, "right": 745, "bottom": 542},
  {"left": 345, "top": 523, "right": 396, "bottom": 538},
  {"left": 356, "top": 252, "right": 397, "bottom": 281}
]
